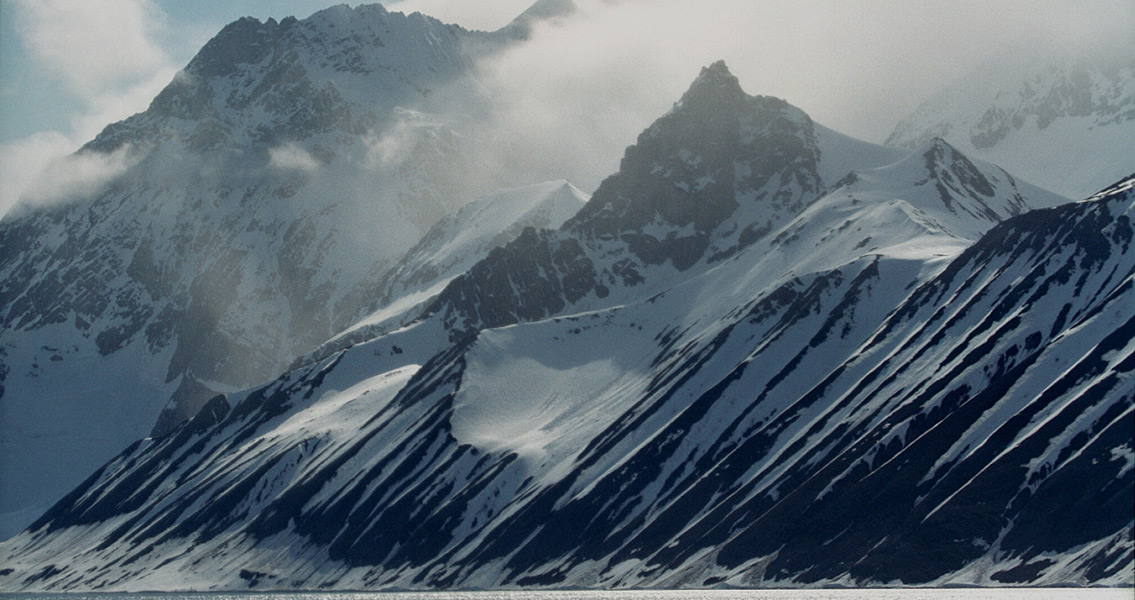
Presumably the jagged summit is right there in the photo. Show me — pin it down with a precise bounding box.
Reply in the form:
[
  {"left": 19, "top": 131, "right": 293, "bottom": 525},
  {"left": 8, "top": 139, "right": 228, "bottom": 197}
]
[
  {"left": 87, "top": 3, "right": 480, "bottom": 152},
  {"left": 674, "top": 59, "right": 748, "bottom": 112},
  {"left": 569, "top": 61, "right": 820, "bottom": 249},
  {"left": 182, "top": 15, "right": 300, "bottom": 79},
  {"left": 658, "top": 60, "right": 811, "bottom": 147}
]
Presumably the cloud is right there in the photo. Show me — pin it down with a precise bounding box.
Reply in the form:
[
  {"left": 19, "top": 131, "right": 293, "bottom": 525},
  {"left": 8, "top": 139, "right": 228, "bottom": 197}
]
[
  {"left": 0, "top": 93, "right": 174, "bottom": 218},
  {"left": 269, "top": 143, "right": 322, "bottom": 172},
  {"left": 12, "top": 0, "right": 170, "bottom": 97},
  {"left": 2, "top": 143, "right": 140, "bottom": 215},
  {"left": 389, "top": 0, "right": 534, "bottom": 31},
  {"left": 0, "top": 68, "right": 173, "bottom": 217},
  {"left": 359, "top": 109, "right": 454, "bottom": 172},
  {"left": 11, "top": 0, "right": 179, "bottom": 141},
  {"left": 1, "top": 0, "right": 178, "bottom": 218},
  {"left": 366, "top": 122, "right": 420, "bottom": 170},
  {"left": 420, "top": 0, "right": 1134, "bottom": 194},
  {"left": 0, "top": 131, "right": 75, "bottom": 217}
]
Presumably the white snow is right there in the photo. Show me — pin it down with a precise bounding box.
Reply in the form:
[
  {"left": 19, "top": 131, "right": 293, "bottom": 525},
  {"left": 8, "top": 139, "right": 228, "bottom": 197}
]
[{"left": 451, "top": 314, "right": 655, "bottom": 464}]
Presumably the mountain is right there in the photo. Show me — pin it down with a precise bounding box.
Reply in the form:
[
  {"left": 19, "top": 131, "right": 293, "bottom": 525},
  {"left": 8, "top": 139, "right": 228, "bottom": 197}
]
[
  {"left": 424, "top": 61, "right": 1063, "bottom": 336},
  {"left": 4, "top": 62, "right": 1122, "bottom": 592},
  {"left": 0, "top": 3, "right": 566, "bottom": 540},
  {"left": 886, "top": 52, "right": 1135, "bottom": 199}
]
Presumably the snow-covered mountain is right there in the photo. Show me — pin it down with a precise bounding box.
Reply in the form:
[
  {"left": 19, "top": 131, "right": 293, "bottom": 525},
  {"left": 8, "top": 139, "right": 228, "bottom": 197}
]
[
  {"left": 886, "top": 52, "right": 1135, "bottom": 199},
  {"left": 0, "top": 3, "right": 570, "bottom": 540},
  {"left": 4, "top": 62, "right": 1123, "bottom": 592},
  {"left": 425, "top": 62, "right": 1064, "bottom": 336}
]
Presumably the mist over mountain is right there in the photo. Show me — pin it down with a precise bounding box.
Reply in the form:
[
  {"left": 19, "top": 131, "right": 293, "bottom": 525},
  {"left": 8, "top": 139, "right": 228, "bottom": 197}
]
[
  {"left": 0, "top": 0, "right": 1131, "bottom": 591},
  {"left": 3, "top": 50, "right": 1129, "bottom": 590},
  {"left": 887, "top": 50, "right": 1135, "bottom": 199},
  {"left": 0, "top": 2, "right": 572, "bottom": 540}
]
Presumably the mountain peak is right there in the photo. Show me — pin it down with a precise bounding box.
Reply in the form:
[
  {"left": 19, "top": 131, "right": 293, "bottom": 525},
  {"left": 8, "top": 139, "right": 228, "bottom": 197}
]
[
  {"left": 675, "top": 60, "right": 747, "bottom": 113},
  {"left": 563, "top": 61, "right": 823, "bottom": 269},
  {"left": 921, "top": 136, "right": 961, "bottom": 156},
  {"left": 901, "top": 136, "right": 1053, "bottom": 223},
  {"left": 919, "top": 136, "right": 987, "bottom": 182},
  {"left": 695, "top": 59, "right": 737, "bottom": 84},
  {"left": 186, "top": 14, "right": 297, "bottom": 79}
]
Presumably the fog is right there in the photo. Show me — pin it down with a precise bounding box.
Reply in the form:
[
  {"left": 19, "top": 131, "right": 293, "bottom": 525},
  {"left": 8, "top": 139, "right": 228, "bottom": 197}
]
[
  {"left": 403, "top": 0, "right": 1134, "bottom": 192},
  {"left": 2, "top": 0, "right": 1131, "bottom": 215}
]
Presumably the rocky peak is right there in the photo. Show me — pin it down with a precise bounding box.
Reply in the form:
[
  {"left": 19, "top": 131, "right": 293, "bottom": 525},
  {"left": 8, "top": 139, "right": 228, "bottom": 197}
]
[
  {"left": 910, "top": 137, "right": 1039, "bottom": 223},
  {"left": 921, "top": 136, "right": 979, "bottom": 173},
  {"left": 423, "top": 62, "right": 835, "bottom": 338},
  {"left": 921, "top": 137, "right": 996, "bottom": 195},
  {"left": 84, "top": 4, "right": 484, "bottom": 153},
  {"left": 185, "top": 16, "right": 299, "bottom": 80},
  {"left": 673, "top": 60, "right": 749, "bottom": 115},
  {"left": 568, "top": 61, "right": 822, "bottom": 252}
]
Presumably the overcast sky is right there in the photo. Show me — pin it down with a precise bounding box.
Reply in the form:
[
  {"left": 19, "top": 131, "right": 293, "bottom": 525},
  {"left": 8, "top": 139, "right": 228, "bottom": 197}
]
[{"left": 1, "top": 0, "right": 1131, "bottom": 215}]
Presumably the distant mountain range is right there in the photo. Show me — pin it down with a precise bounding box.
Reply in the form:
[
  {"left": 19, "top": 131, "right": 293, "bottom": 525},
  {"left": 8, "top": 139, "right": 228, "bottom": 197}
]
[
  {"left": 887, "top": 52, "right": 1134, "bottom": 199},
  {"left": 0, "top": 1, "right": 1131, "bottom": 591}
]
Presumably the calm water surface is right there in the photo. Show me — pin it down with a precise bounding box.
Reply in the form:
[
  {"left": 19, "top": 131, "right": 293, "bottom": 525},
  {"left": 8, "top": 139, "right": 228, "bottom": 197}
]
[{"left": 6, "top": 591, "right": 1132, "bottom": 600}]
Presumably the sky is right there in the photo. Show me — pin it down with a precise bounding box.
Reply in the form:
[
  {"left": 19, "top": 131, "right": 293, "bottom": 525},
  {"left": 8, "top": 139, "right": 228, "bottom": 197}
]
[{"left": 0, "top": 0, "right": 1132, "bottom": 216}]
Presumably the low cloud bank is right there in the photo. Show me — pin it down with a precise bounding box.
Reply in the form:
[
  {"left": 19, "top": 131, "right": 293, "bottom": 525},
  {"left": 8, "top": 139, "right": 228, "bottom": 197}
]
[
  {"left": 418, "top": 0, "right": 1134, "bottom": 193},
  {"left": 5, "top": 145, "right": 141, "bottom": 215}
]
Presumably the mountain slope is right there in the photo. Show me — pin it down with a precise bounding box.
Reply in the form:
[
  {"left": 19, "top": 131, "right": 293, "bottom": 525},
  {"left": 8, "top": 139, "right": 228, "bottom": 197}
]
[
  {"left": 2, "top": 64, "right": 1120, "bottom": 592},
  {"left": 886, "top": 52, "right": 1135, "bottom": 199},
  {"left": 309, "top": 180, "right": 589, "bottom": 363}
]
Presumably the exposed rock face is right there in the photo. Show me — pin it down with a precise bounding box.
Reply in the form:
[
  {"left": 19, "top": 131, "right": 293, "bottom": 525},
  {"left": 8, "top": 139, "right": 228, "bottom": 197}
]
[{"left": 426, "top": 62, "right": 829, "bottom": 334}]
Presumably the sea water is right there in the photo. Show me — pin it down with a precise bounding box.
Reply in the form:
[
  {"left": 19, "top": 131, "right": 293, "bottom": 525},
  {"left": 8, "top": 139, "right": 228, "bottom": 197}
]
[{"left": 5, "top": 590, "right": 1132, "bottom": 600}]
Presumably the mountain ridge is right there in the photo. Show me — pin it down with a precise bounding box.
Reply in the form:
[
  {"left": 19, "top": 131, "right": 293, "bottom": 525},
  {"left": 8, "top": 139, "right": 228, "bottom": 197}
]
[
  {"left": 425, "top": 64, "right": 1065, "bottom": 338},
  {"left": 3, "top": 61, "right": 1125, "bottom": 590}
]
